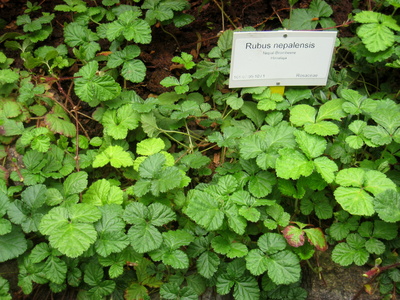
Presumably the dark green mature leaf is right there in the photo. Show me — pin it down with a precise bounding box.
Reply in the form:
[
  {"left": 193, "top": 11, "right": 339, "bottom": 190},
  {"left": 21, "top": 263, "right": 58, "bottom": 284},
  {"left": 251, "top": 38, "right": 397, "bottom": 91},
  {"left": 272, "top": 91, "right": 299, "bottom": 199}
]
[
  {"left": 374, "top": 190, "right": 400, "bottom": 222},
  {"left": 267, "top": 250, "right": 301, "bottom": 285},
  {"left": 0, "top": 226, "right": 27, "bottom": 262},
  {"left": 74, "top": 61, "right": 121, "bottom": 106},
  {"left": 186, "top": 190, "right": 224, "bottom": 231},
  {"left": 197, "top": 251, "right": 220, "bottom": 278}
]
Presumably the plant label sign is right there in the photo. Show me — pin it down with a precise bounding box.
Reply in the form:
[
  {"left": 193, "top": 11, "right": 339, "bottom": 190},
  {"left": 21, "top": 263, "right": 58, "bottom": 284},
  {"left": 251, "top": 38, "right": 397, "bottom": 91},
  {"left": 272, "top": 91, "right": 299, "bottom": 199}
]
[{"left": 229, "top": 31, "right": 337, "bottom": 88}]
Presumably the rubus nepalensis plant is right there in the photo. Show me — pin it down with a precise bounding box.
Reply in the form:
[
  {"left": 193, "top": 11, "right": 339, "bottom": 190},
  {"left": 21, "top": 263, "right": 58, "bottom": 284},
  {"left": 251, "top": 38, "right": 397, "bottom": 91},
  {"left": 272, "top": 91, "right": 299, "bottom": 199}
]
[{"left": 0, "top": 0, "right": 400, "bottom": 299}]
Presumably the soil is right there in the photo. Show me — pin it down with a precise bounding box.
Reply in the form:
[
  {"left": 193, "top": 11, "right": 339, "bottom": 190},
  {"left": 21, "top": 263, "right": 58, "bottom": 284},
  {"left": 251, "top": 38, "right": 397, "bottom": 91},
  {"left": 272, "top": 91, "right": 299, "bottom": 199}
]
[{"left": 0, "top": 1, "right": 381, "bottom": 299}]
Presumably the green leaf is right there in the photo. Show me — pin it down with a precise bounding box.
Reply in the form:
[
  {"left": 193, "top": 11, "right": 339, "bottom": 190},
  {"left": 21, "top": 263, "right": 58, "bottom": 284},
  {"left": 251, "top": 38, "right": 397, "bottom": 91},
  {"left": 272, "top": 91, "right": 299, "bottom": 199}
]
[
  {"left": 121, "top": 60, "right": 146, "bottom": 83},
  {"left": 245, "top": 249, "right": 269, "bottom": 276},
  {"left": 332, "top": 237, "right": 369, "bottom": 266},
  {"left": 197, "top": 251, "right": 220, "bottom": 278},
  {"left": 258, "top": 233, "right": 287, "bottom": 255},
  {"left": 248, "top": 171, "right": 276, "bottom": 197},
  {"left": 266, "top": 250, "right": 301, "bottom": 285},
  {"left": 334, "top": 187, "right": 374, "bottom": 216},
  {"left": 83, "top": 179, "right": 123, "bottom": 206},
  {"left": 276, "top": 148, "right": 314, "bottom": 180},
  {"left": 316, "top": 99, "right": 346, "bottom": 122},
  {"left": 212, "top": 234, "right": 248, "bottom": 258},
  {"left": 43, "top": 256, "right": 67, "bottom": 284},
  {"left": 374, "top": 190, "right": 400, "bottom": 223},
  {"left": 39, "top": 205, "right": 101, "bottom": 257},
  {"left": 136, "top": 138, "right": 165, "bottom": 156},
  {"left": 63, "top": 171, "right": 88, "bottom": 196},
  {"left": 304, "top": 227, "right": 328, "bottom": 251},
  {"left": 295, "top": 131, "right": 326, "bottom": 159},
  {"left": 44, "top": 104, "right": 76, "bottom": 137},
  {"left": 93, "top": 145, "right": 134, "bottom": 168},
  {"left": 365, "top": 238, "right": 385, "bottom": 255},
  {"left": 290, "top": 104, "right": 316, "bottom": 126},
  {"left": 161, "top": 249, "right": 189, "bottom": 269},
  {"left": 162, "top": 230, "right": 194, "bottom": 250},
  {"left": 74, "top": 61, "right": 121, "bottom": 106},
  {"left": 355, "top": 11, "right": 400, "bottom": 52},
  {"left": 127, "top": 223, "right": 162, "bottom": 253},
  {"left": 102, "top": 104, "right": 140, "bottom": 139},
  {"left": 0, "top": 69, "right": 19, "bottom": 83},
  {"left": 0, "top": 226, "right": 27, "bottom": 262},
  {"left": 313, "top": 156, "right": 338, "bottom": 183},
  {"left": 186, "top": 190, "right": 224, "bottom": 231},
  {"left": 233, "top": 276, "right": 260, "bottom": 300},
  {"left": 95, "top": 231, "right": 129, "bottom": 257}
]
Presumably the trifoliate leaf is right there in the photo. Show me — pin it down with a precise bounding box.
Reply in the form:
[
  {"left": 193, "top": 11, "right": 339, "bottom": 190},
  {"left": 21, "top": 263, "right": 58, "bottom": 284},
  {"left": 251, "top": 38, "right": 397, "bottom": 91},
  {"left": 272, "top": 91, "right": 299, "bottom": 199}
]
[
  {"left": 276, "top": 148, "right": 314, "bottom": 180},
  {"left": 93, "top": 145, "right": 134, "bottom": 168},
  {"left": 374, "top": 190, "right": 400, "bottom": 223},
  {"left": 245, "top": 249, "right": 269, "bottom": 276},
  {"left": 186, "top": 190, "right": 224, "bottom": 231},
  {"left": 354, "top": 11, "right": 400, "bottom": 52},
  {"left": 83, "top": 179, "right": 123, "bottom": 206},
  {"left": 332, "top": 234, "right": 369, "bottom": 266}
]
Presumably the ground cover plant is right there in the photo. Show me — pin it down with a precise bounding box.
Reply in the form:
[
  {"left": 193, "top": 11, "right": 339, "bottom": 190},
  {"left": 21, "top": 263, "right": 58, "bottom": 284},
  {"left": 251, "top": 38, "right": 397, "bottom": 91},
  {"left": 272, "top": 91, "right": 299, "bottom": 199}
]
[{"left": 0, "top": 0, "right": 399, "bottom": 299}]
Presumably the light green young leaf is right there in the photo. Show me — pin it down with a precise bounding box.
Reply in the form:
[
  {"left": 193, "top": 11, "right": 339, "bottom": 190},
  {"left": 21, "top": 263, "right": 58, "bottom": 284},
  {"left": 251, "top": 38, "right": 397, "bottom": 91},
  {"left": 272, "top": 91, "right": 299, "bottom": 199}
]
[
  {"left": 136, "top": 138, "right": 165, "bottom": 156},
  {"left": 314, "top": 156, "right": 338, "bottom": 183},
  {"left": 44, "top": 104, "right": 76, "bottom": 137},
  {"left": 276, "top": 148, "right": 314, "bottom": 180},
  {"left": 316, "top": 99, "right": 346, "bottom": 122},
  {"left": 295, "top": 131, "right": 327, "bottom": 159},
  {"left": 93, "top": 145, "right": 134, "bottom": 168},
  {"left": 334, "top": 187, "right": 374, "bottom": 216},
  {"left": 355, "top": 11, "right": 400, "bottom": 52},
  {"left": 83, "top": 179, "right": 123, "bottom": 206},
  {"left": 290, "top": 105, "right": 316, "bottom": 126}
]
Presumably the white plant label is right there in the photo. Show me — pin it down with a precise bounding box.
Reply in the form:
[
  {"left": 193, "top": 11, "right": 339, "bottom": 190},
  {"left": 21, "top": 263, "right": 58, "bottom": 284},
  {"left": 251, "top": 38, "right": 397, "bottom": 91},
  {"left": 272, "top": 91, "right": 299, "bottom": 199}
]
[{"left": 229, "top": 30, "right": 337, "bottom": 88}]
